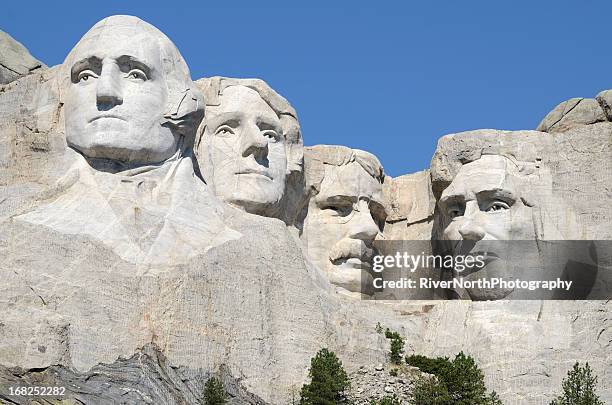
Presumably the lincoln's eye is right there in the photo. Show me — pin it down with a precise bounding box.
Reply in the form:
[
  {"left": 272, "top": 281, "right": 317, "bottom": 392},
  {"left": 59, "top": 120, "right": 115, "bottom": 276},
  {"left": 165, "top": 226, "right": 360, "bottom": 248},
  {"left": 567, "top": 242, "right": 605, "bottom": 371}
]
[{"left": 447, "top": 206, "right": 463, "bottom": 219}]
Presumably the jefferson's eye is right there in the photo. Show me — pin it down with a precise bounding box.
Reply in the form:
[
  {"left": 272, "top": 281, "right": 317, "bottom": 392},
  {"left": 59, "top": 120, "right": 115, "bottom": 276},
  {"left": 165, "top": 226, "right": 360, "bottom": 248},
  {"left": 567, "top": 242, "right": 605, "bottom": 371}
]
[
  {"left": 484, "top": 201, "right": 510, "bottom": 213},
  {"left": 77, "top": 70, "right": 97, "bottom": 82},
  {"left": 126, "top": 69, "right": 147, "bottom": 81},
  {"left": 262, "top": 130, "right": 279, "bottom": 143},
  {"left": 215, "top": 125, "right": 235, "bottom": 137}
]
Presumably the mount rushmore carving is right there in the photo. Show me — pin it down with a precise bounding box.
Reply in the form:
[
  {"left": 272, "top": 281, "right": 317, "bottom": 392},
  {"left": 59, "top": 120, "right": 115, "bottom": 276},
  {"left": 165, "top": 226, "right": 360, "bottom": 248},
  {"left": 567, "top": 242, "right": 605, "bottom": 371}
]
[{"left": 0, "top": 15, "right": 611, "bottom": 404}]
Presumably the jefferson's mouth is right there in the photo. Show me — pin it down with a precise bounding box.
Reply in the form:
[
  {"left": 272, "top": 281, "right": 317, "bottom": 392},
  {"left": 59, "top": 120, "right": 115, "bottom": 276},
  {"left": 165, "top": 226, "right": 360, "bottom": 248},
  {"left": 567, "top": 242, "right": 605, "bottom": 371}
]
[{"left": 88, "top": 114, "right": 127, "bottom": 123}]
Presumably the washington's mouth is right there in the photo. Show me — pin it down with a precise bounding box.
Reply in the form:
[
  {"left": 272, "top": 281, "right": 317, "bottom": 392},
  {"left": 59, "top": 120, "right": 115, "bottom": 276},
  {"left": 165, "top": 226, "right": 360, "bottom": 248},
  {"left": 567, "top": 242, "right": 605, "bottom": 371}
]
[
  {"left": 235, "top": 170, "right": 272, "bottom": 180},
  {"left": 88, "top": 114, "right": 127, "bottom": 123}
]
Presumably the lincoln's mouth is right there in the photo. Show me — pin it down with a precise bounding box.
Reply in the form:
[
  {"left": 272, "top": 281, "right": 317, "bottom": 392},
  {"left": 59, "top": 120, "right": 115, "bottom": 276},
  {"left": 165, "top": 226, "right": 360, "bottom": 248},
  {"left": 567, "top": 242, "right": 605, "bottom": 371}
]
[
  {"left": 88, "top": 114, "right": 127, "bottom": 123},
  {"left": 235, "top": 170, "right": 272, "bottom": 180}
]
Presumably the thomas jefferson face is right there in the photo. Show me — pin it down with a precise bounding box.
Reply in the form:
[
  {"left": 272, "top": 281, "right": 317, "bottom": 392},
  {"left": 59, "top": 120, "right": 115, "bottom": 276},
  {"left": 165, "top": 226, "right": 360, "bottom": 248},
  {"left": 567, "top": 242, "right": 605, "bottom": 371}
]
[
  {"left": 64, "top": 27, "right": 175, "bottom": 165},
  {"left": 302, "top": 161, "right": 386, "bottom": 296},
  {"left": 200, "top": 86, "right": 287, "bottom": 214},
  {"left": 438, "top": 155, "right": 537, "bottom": 299}
]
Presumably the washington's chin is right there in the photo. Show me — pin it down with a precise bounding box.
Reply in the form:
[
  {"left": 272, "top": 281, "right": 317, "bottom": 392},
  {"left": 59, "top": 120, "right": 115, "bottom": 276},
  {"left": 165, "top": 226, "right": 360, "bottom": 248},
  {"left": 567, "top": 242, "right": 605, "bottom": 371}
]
[{"left": 68, "top": 135, "right": 177, "bottom": 165}]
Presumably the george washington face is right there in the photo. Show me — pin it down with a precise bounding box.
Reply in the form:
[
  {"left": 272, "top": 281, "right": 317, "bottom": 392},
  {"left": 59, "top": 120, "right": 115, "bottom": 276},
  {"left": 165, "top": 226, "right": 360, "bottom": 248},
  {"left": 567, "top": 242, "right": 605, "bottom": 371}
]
[{"left": 64, "top": 26, "right": 176, "bottom": 165}]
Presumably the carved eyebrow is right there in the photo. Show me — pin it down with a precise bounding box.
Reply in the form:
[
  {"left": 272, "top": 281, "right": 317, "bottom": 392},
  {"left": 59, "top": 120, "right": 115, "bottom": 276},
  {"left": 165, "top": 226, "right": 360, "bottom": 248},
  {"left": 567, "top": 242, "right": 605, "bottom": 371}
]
[
  {"left": 70, "top": 56, "right": 102, "bottom": 82},
  {"left": 207, "top": 112, "right": 242, "bottom": 129},
  {"left": 316, "top": 194, "right": 356, "bottom": 205},
  {"left": 475, "top": 189, "right": 516, "bottom": 203},
  {"left": 256, "top": 116, "right": 282, "bottom": 132},
  {"left": 438, "top": 193, "right": 464, "bottom": 208},
  {"left": 115, "top": 55, "right": 152, "bottom": 77}
]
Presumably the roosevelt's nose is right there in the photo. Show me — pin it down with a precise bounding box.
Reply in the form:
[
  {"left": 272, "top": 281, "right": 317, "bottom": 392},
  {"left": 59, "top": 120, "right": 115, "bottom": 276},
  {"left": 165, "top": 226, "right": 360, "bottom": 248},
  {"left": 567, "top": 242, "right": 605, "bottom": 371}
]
[
  {"left": 348, "top": 201, "right": 379, "bottom": 242},
  {"left": 240, "top": 124, "right": 268, "bottom": 161},
  {"left": 457, "top": 201, "right": 485, "bottom": 241},
  {"left": 96, "top": 61, "right": 123, "bottom": 108}
]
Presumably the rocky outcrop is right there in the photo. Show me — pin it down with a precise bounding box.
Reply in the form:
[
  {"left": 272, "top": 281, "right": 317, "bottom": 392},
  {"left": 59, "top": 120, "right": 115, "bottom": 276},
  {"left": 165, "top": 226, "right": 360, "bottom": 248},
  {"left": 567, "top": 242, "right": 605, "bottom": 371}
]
[
  {"left": 1, "top": 18, "right": 611, "bottom": 405},
  {"left": 0, "top": 30, "right": 45, "bottom": 85}
]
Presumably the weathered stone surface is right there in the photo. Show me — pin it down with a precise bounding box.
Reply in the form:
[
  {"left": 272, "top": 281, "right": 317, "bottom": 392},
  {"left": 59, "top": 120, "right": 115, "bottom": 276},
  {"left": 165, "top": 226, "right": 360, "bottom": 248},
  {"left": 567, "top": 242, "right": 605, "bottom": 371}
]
[
  {"left": 301, "top": 145, "right": 386, "bottom": 297},
  {"left": 0, "top": 344, "right": 267, "bottom": 404},
  {"left": 415, "top": 300, "right": 612, "bottom": 404},
  {"left": 1, "top": 14, "right": 611, "bottom": 405},
  {"left": 430, "top": 127, "right": 611, "bottom": 239},
  {"left": 0, "top": 30, "right": 45, "bottom": 85}
]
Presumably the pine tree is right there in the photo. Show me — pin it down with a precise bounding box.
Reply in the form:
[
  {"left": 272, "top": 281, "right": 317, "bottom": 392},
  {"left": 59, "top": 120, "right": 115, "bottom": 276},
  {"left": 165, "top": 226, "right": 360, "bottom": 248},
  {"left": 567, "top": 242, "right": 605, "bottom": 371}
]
[
  {"left": 201, "top": 377, "right": 227, "bottom": 405},
  {"left": 384, "top": 328, "right": 405, "bottom": 364},
  {"left": 300, "top": 348, "right": 350, "bottom": 405},
  {"left": 550, "top": 362, "right": 604, "bottom": 405}
]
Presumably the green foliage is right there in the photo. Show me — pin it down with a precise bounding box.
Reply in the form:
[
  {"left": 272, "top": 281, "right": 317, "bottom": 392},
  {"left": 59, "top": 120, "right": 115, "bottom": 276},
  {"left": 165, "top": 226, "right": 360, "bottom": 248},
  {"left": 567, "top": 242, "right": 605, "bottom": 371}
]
[
  {"left": 299, "top": 348, "right": 350, "bottom": 405},
  {"left": 370, "top": 395, "right": 401, "bottom": 405},
  {"left": 411, "top": 376, "right": 452, "bottom": 405},
  {"left": 384, "top": 328, "right": 404, "bottom": 364},
  {"left": 550, "top": 362, "right": 604, "bottom": 405},
  {"left": 407, "top": 352, "right": 502, "bottom": 405},
  {"left": 375, "top": 322, "right": 384, "bottom": 334},
  {"left": 201, "top": 377, "right": 227, "bottom": 405}
]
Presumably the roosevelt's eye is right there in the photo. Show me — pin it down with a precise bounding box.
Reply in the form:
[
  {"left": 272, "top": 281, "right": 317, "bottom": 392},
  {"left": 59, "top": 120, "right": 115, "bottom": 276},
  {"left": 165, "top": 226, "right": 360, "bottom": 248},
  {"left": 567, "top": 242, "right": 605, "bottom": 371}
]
[
  {"left": 126, "top": 69, "right": 147, "bottom": 81},
  {"left": 322, "top": 203, "right": 352, "bottom": 217},
  {"left": 484, "top": 201, "right": 510, "bottom": 213},
  {"left": 77, "top": 70, "right": 97, "bottom": 82},
  {"left": 215, "top": 125, "right": 235, "bottom": 137},
  {"left": 261, "top": 130, "right": 280, "bottom": 143}
]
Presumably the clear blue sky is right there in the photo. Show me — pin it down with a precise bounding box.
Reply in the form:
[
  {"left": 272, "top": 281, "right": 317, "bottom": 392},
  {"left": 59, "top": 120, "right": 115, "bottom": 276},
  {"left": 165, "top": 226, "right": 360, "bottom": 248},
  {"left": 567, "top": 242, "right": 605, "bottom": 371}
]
[{"left": 1, "top": 1, "right": 609, "bottom": 176}]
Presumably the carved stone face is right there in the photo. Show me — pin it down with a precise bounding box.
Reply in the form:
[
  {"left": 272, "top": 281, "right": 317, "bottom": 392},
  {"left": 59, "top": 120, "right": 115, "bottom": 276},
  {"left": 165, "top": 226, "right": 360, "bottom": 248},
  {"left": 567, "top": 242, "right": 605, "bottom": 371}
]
[
  {"left": 200, "top": 86, "right": 287, "bottom": 214},
  {"left": 438, "top": 155, "right": 536, "bottom": 299},
  {"left": 64, "top": 27, "right": 174, "bottom": 165},
  {"left": 302, "top": 161, "right": 385, "bottom": 296}
]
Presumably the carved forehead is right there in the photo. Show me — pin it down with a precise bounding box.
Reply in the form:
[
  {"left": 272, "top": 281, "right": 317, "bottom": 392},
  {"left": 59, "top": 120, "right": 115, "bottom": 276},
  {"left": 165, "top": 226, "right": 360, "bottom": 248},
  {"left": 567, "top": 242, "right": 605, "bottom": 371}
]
[
  {"left": 63, "top": 16, "right": 189, "bottom": 82},
  {"left": 317, "top": 162, "right": 384, "bottom": 204},
  {"left": 206, "top": 86, "right": 279, "bottom": 123},
  {"left": 441, "top": 155, "right": 521, "bottom": 199}
]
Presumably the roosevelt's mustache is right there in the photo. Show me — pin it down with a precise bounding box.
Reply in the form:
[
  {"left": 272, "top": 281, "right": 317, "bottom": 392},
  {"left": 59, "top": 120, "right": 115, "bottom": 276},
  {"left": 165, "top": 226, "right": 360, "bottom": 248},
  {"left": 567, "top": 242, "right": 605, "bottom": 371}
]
[{"left": 328, "top": 238, "right": 375, "bottom": 264}]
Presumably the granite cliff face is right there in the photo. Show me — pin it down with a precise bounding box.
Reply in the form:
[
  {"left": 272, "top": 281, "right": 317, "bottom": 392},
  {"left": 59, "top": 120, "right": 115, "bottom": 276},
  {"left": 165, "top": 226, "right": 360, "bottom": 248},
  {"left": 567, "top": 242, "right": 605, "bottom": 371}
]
[{"left": 0, "top": 16, "right": 611, "bottom": 405}]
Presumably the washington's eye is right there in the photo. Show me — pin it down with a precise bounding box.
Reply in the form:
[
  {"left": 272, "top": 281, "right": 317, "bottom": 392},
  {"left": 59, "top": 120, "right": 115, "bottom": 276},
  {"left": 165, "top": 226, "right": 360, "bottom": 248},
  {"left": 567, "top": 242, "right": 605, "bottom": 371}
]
[
  {"left": 484, "top": 201, "right": 510, "bottom": 213},
  {"left": 215, "top": 125, "right": 235, "bottom": 137},
  {"left": 77, "top": 70, "right": 97, "bottom": 82},
  {"left": 126, "top": 69, "right": 147, "bottom": 81},
  {"left": 261, "top": 130, "right": 280, "bottom": 143}
]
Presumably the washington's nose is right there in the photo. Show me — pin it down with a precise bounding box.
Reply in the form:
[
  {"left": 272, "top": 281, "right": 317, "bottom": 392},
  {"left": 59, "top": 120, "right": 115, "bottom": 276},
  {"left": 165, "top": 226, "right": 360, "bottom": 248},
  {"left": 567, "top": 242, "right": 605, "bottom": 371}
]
[
  {"left": 96, "top": 62, "right": 123, "bottom": 107},
  {"left": 240, "top": 125, "right": 268, "bottom": 160},
  {"left": 348, "top": 202, "right": 379, "bottom": 241}
]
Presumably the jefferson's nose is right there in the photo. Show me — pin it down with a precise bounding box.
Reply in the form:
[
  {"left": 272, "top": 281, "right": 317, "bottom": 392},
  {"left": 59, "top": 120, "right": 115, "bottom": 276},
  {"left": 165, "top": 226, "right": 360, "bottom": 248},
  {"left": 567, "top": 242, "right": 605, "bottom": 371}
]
[
  {"left": 348, "top": 201, "right": 379, "bottom": 242},
  {"left": 96, "top": 62, "right": 123, "bottom": 107},
  {"left": 240, "top": 124, "right": 268, "bottom": 160}
]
